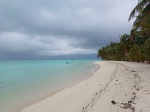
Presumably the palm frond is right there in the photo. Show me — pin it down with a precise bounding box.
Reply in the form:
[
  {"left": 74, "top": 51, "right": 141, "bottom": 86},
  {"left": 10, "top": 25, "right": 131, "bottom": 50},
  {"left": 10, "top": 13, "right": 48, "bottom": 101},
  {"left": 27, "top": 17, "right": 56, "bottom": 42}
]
[{"left": 129, "top": 0, "right": 150, "bottom": 21}]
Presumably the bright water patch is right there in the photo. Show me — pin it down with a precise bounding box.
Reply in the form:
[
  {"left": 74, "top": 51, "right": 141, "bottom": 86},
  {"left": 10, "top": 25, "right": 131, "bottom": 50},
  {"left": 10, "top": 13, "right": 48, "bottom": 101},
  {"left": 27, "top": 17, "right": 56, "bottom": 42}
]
[{"left": 0, "top": 60, "right": 100, "bottom": 112}]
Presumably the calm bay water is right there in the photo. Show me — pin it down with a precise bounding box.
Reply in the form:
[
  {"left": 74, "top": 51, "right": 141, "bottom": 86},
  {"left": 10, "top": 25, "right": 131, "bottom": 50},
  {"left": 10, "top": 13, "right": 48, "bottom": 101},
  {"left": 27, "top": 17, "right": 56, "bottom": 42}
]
[{"left": 0, "top": 60, "right": 99, "bottom": 112}]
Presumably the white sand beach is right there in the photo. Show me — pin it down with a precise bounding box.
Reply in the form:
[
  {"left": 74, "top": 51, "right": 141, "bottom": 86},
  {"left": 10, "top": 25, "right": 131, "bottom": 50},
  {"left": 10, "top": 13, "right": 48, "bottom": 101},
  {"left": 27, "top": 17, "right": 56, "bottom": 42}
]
[{"left": 21, "top": 61, "right": 150, "bottom": 112}]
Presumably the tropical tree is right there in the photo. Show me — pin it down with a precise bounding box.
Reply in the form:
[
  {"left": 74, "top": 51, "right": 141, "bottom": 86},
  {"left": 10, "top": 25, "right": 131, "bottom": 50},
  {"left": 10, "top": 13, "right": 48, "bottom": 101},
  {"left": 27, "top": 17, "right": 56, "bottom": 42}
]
[
  {"left": 128, "top": 45, "right": 143, "bottom": 62},
  {"left": 129, "top": 0, "right": 150, "bottom": 21},
  {"left": 97, "top": 0, "right": 150, "bottom": 64},
  {"left": 129, "top": 0, "right": 150, "bottom": 38},
  {"left": 119, "top": 34, "right": 131, "bottom": 60},
  {"left": 143, "top": 38, "right": 150, "bottom": 63}
]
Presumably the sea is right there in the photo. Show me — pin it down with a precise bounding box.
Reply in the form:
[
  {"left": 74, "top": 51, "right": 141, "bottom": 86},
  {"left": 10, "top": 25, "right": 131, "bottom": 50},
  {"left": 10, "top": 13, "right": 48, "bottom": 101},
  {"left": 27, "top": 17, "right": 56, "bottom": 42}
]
[{"left": 0, "top": 59, "right": 100, "bottom": 112}]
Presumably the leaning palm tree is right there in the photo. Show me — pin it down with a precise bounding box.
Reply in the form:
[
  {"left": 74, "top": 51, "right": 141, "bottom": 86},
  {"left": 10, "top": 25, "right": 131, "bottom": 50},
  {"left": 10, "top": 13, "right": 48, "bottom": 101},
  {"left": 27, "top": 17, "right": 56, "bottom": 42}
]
[
  {"left": 129, "top": 0, "right": 150, "bottom": 37},
  {"left": 131, "top": 3, "right": 150, "bottom": 38},
  {"left": 129, "top": 0, "right": 150, "bottom": 21},
  {"left": 128, "top": 0, "right": 150, "bottom": 63},
  {"left": 97, "top": 0, "right": 150, "bottom": 63}
]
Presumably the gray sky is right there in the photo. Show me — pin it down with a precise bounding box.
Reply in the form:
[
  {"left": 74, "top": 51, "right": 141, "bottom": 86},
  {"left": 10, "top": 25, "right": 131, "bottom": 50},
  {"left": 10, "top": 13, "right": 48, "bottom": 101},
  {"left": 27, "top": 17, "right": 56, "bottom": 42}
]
[{"left": 0, "top": 0, "right": 137, "bottom": 59}]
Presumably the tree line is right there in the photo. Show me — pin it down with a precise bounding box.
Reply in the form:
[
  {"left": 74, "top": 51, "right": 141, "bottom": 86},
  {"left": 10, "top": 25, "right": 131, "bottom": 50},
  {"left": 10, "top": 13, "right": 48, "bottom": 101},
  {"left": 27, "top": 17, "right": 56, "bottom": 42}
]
[{"left": 97, "top": 0, "right": 150, "bottom": 64}]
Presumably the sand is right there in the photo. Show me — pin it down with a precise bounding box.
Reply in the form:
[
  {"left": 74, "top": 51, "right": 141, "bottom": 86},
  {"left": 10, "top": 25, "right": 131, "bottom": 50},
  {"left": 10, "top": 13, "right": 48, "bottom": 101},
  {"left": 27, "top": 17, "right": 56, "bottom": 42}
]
[{"left": 21, "top": 61, "right": 150, "bottom": 112}]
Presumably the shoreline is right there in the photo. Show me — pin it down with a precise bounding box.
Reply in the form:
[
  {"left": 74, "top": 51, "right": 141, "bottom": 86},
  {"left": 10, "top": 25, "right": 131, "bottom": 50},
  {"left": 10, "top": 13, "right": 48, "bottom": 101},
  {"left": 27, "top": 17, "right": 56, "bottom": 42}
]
[
  {"left": 0, "top": 60, "right": 98, "bottom": 112},
  {"left": 18, "top": 62, "right": 100, "bottom": 112},
  {"left": 21, "top": 61, "right": 150, "bottom": 112}
]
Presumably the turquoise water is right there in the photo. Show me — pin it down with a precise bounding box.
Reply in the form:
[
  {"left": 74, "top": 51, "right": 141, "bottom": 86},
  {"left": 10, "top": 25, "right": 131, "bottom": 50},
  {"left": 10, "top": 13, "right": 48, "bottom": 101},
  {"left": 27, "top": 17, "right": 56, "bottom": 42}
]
[{"left": 0, "top": 60, "right": 99, "bottom": 112}]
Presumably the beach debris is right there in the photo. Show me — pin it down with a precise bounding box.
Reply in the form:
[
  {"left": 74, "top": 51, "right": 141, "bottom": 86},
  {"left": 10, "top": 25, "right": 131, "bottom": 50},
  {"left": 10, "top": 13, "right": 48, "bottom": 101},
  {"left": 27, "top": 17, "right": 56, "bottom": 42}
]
[
  {"left": 128, "top": 101, "right": 132, "bottom": 104},
  {"left": 121, "top": 103, "right": 132, "bottom": 109},
  {"left": 82, "top": 63, "right": 140, "bottom": 112},
  {"left": 131, "top": 70, "right": 136, "bottom": 72},
  {"left": 133, "top": 92, "right": 136, "bottom": 95},
  {"left": 111, "top": 100, "right": 116, "bottom": 105},
  {"left": 131, "top": 107, "right": 135, "bottom": 112}
]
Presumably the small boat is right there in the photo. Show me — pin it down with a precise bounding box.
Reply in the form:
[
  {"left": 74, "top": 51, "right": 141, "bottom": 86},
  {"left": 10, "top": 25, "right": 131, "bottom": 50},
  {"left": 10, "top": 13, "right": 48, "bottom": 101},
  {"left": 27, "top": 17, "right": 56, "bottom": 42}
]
[{"left": 66, "top": 61, "right": 72, "bottom": 64}]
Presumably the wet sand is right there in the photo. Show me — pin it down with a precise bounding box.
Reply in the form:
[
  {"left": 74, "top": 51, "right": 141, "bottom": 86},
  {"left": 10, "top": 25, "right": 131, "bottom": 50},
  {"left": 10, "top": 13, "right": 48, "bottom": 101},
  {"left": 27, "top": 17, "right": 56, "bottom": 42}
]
[{"left": 21, "top": 61, "right": 150, "bottom": 112}]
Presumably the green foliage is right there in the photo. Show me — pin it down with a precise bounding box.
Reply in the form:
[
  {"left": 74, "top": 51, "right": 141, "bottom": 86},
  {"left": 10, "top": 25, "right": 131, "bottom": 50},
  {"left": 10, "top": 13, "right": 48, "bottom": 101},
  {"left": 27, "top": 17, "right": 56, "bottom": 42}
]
[{"left": 97, "top": 0, "right": 150, "bottom": 64}]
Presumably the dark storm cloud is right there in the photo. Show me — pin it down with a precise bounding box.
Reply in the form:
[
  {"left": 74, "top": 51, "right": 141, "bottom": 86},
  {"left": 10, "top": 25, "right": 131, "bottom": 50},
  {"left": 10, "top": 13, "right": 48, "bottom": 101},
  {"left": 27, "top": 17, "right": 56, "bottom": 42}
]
[{"left": 0, "top": 0, "right": 137, "bottom": 59}]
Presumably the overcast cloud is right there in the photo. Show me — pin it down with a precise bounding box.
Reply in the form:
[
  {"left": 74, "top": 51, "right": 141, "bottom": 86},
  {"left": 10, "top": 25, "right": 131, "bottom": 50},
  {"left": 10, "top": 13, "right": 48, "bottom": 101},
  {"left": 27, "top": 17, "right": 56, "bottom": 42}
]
[{"left": 0, "top": 0, "right": 137, "bottom": 59}]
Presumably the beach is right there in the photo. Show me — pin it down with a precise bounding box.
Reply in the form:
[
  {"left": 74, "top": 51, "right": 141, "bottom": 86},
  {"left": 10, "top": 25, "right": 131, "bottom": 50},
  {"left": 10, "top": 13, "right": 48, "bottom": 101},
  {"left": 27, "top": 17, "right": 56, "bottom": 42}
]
[
  {"left": 21, "top": 61, "right": 150, "bottom": 112},
  {"left": 0, "top": 60, "right": 97, "bottom": 112}
]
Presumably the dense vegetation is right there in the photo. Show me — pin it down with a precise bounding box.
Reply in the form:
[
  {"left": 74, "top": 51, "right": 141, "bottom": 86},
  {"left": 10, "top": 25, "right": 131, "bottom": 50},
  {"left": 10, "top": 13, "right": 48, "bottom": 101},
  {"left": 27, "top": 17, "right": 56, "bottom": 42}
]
[{"left": 97, "top": 0, "right": 150, "bottom": 64}]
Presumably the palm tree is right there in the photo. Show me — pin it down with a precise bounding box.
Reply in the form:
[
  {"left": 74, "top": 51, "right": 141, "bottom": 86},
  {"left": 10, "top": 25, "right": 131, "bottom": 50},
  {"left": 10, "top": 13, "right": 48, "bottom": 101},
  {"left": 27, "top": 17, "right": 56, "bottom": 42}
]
[
  {"left": 129, "top": 0, "right": 150, "bottom": 38},
  {"left": 97, "top": 42, "right": 122, "bottom": 61},
  {"left": 97, "top": 0, "right": 150, "bottom": 63},
  {"left": 128, "top": 45, "right": 143, "bottom": 62},
  {"left": 128, "top": 0, "right": 150, "bottom": 63},
  {"left": 143, "top": 38, "right": 150, "bottom": 63},
  {"left": 97, "top": 48, "right": 106, "bottom": 59},
  {"left": 97, "top": 47, "right": 109, "bottom": 60},
  {"left": 119, "top": 34, "right": 131, "bottom": 60},
  {"left": 129, "top": 0, "right": 150, "bottom": 21}
]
